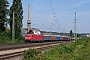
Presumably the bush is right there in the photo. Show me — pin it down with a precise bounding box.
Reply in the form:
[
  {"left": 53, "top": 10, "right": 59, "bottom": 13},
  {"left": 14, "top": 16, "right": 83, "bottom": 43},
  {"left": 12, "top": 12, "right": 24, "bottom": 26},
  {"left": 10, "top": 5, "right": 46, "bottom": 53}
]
[
  {"left": 23, "top": 49, "right": 41, "bottom": 60},
  {"left": 0, "top": 31, "right": 24, "bottom": 44}
]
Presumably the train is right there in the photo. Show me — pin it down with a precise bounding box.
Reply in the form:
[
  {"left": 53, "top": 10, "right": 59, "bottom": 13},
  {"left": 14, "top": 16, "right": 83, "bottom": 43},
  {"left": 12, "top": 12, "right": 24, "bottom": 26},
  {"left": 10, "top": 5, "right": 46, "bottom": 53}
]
[
  {"left": 24, "top": 34, "right": 71, "bottom": 42},
  {"left": 24, "top": 28, "right": 71, "bottom": 42}
]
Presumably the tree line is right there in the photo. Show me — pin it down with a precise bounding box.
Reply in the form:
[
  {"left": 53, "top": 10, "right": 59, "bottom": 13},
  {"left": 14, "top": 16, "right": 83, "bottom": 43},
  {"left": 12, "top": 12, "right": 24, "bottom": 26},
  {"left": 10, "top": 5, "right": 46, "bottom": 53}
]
[{"left": 0, "top": 0, "right": 23, "bottom": 40}]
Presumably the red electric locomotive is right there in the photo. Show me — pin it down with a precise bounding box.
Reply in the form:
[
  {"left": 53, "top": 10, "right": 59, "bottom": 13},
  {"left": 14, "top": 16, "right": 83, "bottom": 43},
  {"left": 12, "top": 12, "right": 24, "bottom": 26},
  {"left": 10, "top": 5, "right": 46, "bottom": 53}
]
[
  {"left": 24, "top": 28, "right": 43, "bottom": 42},
  {"left": 25, "top": 34, "right": 43, "bottom": 41}
]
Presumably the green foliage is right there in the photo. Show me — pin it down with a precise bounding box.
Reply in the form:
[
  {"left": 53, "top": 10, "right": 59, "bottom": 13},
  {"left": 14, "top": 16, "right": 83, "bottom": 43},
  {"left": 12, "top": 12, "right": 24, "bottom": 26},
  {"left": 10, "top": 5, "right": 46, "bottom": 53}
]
[
  {"left": 0, "top": 31, "right": 10, "bottom": 39},
  {"left": 0, "top": 31, "right": 10, "bottom": 44},
  {"left": 23, "top": 37, "right": 90, "bottom": 60},
  {"left": 70, "top": 30, "right": 73, "bottom": 37},
  {"left": 0, "top": 0, "right": 9, "bottom": 32},
  {"left": 9, "top": 0, "right": 23, "bottom": 39},
  {"left": 0, "top": 30, "right": 24, "bottom": 44},
  {"left": 23, "top": 49, "right": 41, "bottom": 60},
  {"left": 0, "top": 39, "right": 24, "bottom": 44},
  {"left": 0, "top": 0, "right": 24, "bottom": 44}
]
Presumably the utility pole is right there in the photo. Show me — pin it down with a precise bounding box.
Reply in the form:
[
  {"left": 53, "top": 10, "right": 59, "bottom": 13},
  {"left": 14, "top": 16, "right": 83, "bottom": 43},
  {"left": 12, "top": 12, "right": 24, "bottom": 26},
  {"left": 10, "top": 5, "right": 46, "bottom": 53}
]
[
  {"left": 74, "top": 12, "right": 77, "bottom": 42},
  {"left": 12, "top": 12, "right": 15, "bottom": 41},
  {"left": 27, "top": 4, "right": 31, "bottom": 33}
]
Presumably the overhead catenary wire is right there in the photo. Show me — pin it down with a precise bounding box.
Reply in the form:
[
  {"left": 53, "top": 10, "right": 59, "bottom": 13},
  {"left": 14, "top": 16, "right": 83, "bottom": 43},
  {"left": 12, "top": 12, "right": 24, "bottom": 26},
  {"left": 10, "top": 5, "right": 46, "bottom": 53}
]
[
  {"left": 22, "top": 1, "right": 51, "bottom": 24},
  {"left": 48, "top": 0, "right": 60, "bottom": 23},
  {"left": 23, "top": 0, "right": 57, "bottom": 22},
  {"left": 22, "top": 1, "right": 66, "bottom": 32},
  {"left": 49, "top": 0, "right": 55, "bottom": 17}
]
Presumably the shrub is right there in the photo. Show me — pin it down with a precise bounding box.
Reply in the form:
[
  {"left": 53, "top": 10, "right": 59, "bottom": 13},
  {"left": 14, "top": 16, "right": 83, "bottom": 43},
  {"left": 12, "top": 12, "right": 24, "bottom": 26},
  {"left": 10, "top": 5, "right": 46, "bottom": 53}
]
[
  {"left": 0, "top": 31, "right": 24, "bottom": 44},
  {"left": 23, "top": 49, "right": 41, "bottom": 60}
]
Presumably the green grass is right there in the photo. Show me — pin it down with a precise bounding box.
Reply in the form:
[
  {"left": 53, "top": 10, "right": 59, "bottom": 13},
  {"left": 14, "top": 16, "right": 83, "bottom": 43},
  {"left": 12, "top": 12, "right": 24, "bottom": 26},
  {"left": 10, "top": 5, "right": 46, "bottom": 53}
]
[
  {"left": 0, "top": 39, "right": 24, "bottom": 44},
  {"left": 23, "top": 37, "right": 90, "bottom": 60}
]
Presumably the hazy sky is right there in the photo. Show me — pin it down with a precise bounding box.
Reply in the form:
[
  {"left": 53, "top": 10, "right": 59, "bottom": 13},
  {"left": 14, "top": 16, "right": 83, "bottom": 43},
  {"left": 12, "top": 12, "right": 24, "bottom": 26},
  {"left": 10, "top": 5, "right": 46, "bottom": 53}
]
[{"left": 8, "top": 0, "right": 90, "bottom": 33}]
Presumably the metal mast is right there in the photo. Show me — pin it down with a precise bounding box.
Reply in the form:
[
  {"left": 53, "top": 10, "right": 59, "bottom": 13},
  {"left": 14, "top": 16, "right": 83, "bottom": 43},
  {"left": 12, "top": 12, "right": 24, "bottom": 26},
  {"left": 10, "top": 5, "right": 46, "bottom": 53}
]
[
  {"left": 27, "top": 4, "right": 31, "bottom": 33},
  {"left": 74, "top": 12, "right": 77, "bottom": 42}
]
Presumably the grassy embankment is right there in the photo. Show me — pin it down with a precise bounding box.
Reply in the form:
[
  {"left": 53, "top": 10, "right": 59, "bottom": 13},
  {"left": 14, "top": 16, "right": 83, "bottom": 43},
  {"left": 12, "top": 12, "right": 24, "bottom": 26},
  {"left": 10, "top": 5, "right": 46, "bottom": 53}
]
[{"left": 23, "top": 37, "right": 90, "bottom": 60}]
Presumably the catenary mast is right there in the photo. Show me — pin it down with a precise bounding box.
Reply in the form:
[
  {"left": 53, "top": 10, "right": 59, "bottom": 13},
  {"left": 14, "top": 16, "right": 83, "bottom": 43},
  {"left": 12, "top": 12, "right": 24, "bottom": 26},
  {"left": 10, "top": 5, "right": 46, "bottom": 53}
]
[{"left": 74, "top": 12, "right": 77, "bottom": 42}]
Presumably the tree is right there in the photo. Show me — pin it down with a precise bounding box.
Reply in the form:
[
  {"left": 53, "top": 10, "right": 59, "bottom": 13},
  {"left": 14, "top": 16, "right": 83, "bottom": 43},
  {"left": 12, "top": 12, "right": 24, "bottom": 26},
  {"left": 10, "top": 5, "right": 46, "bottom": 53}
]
[
  {"left": 0, "top": 0, "right": 9, "bottom": 32},
  {"left": 70, "top": 30, "right": 73, "bottom": 37},
  {"left": 10, "top": 0, "right": 23, "bottom": 39}
]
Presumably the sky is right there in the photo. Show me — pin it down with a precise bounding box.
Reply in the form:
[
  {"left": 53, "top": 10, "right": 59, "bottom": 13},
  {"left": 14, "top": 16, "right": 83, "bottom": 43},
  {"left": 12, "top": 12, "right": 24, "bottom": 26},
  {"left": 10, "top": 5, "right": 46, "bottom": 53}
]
[{"left": 8, "top": 0, "right": 90, "bottom": 33}]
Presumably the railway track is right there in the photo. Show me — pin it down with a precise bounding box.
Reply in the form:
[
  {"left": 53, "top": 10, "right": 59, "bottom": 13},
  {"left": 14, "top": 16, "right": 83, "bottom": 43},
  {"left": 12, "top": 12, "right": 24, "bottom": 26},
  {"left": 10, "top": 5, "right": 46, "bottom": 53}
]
[
  {"left": 0, "top": 41, "right": 71, "bottom": 51},
  {"left": 0, "top": 41, "right": 73, "bottom": 60}
]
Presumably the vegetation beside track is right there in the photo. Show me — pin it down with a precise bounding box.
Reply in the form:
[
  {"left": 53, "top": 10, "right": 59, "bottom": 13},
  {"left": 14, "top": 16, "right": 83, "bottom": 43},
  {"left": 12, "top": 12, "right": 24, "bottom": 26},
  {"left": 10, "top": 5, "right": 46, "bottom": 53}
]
[
  {"left": 0, "top": 31, "right": 24, "bottom": 44},
  {"left": 0, "top": 39, "right": 24, "bottom": 44},
  {"left": 0, "top": 0, "right": 24, "bottom": 44},
  {"left": 23, "top": 37, "right": 90, "bottom": 60}
]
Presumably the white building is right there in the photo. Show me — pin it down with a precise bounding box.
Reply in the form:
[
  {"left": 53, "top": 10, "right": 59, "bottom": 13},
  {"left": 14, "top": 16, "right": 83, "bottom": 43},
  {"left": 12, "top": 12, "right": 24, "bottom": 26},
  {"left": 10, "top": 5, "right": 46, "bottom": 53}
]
[
  {"left": 21, "top": 28, "right": 41, "bottom": 36},
  {"left": 31, "top": 28, "right": 41, "bottom": 35}
]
